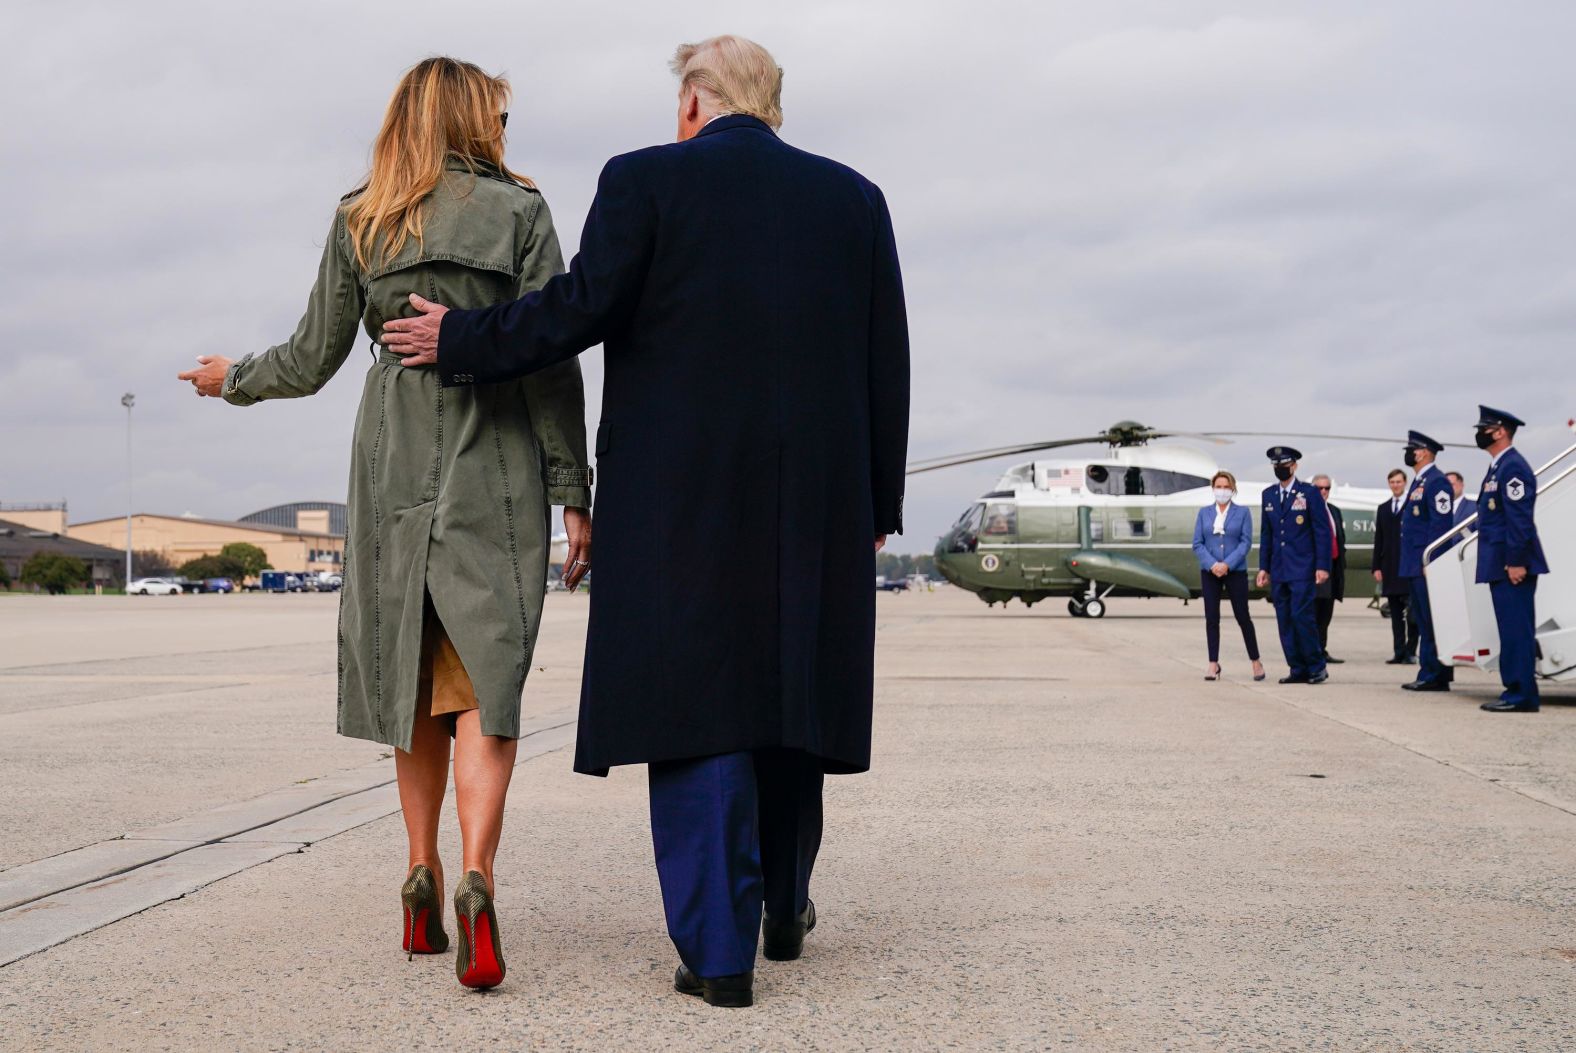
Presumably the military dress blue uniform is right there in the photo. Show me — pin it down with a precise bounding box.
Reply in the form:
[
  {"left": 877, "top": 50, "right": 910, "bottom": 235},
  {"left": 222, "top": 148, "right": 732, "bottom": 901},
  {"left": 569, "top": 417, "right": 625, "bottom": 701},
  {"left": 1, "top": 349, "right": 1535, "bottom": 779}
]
[
  {"left": 1473, "top": 407, "right": 1549, "bottom": 712},
  {"left": 1397, "top": 432, "right": 1457, "bottom": 690},
  {"left": 1259, "top": 447, "right": 1333, "bottom": 683}
]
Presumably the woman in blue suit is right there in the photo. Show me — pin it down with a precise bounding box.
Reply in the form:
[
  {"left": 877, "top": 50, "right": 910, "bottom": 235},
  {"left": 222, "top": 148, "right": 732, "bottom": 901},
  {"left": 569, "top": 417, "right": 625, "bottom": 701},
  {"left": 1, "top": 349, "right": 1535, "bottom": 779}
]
[{"left": 1192, "top": 471, "right": 1264, "bottom": 681}]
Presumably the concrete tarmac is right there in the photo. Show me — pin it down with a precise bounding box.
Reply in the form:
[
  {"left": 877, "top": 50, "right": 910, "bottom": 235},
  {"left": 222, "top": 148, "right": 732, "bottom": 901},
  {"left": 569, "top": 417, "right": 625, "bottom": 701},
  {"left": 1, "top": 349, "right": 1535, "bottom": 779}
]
[{"left": 0, "top": 590, "right": 1573, "bottom": 1051}]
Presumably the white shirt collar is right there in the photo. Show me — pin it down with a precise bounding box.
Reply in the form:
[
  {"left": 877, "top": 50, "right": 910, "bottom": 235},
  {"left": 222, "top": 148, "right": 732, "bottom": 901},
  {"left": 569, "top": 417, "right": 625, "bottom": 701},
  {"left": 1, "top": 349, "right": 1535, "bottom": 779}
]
[
  {"left": 1490, "top": 445, "right": 1513, "bottom": 468},
  {"left": 702, "top": 112, "right": 736, "bottom": 127},
  {"left": 1414, "top": 462, "right": 1434, "bottom": 479}
]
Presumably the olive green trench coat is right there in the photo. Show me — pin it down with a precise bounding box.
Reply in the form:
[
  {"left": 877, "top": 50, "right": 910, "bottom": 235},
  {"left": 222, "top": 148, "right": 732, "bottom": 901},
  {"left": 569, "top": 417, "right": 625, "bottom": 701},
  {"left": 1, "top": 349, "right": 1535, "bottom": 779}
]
[{"left": 222, "top": 158, "right": 591, "bottom": 750}]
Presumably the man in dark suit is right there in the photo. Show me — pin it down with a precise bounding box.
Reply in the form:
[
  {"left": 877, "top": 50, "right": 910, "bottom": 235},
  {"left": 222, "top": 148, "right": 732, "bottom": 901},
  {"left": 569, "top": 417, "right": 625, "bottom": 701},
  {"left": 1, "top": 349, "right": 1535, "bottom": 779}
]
[
  {"left": 1257, "top": 447, "right": 1333, "bottom": 684},
  {"left": 383, "top": 35, "right": 909, "bottom": 1007},
  {"left": 1310, "top": 475, "right": 1347, "bottom": 663},
  {"left": 1372, "top": 468, "right": 1419, "bottom": 664},
  {"left": 1443, "top": 470, "right": 1477, "bottom": 551}
]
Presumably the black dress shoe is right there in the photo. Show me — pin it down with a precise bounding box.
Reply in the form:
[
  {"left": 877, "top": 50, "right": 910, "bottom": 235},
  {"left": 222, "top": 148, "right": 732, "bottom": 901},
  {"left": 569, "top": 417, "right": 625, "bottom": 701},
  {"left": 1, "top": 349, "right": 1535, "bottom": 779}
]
[
  {"left": 1480, "top": 700, "right": 1540, "bottom": 713},
  {"left": 1384, "top": 656, "right": 1408, "bottom": 665},
  {"left": 1323, "top": 655, "right": 1345, "bottom": 665},
  {"left": 1308, "top": 671, "right": 1329, "bottom": 684},
  {"left": 1401, "top": 680, "right": 1450, "bottom": 692},
  {"left": 763, "top": 900, "right": 816, "bottom": 962},
  {"left": 674, "top": 965, "right": 754, "bottom": 1008},
  {"left": 1278, "top": 674, "right": 1308, "bottom": 684}
]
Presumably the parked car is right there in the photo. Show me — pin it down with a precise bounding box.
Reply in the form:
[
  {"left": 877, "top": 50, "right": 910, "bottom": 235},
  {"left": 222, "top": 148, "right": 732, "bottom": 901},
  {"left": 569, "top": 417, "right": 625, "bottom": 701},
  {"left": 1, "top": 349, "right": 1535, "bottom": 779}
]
[
  {"left": 875, "top": 576, "right": 909, "bottom": 592},
  {"left": 128, "top": 577, "right": 182, "bottom": 596},
  {"left": 203, "top": 577, "right": 235, "bottom": 594},
  {"left": 260, "top": 571, "right": 305, "bottom": 593}
]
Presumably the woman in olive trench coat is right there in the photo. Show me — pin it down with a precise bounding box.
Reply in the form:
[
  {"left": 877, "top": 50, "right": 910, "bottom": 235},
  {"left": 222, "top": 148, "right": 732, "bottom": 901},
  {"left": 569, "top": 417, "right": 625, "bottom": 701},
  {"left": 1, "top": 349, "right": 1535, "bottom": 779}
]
[{"left": 179, "top": 58, "right": 588, "bottom": 990}]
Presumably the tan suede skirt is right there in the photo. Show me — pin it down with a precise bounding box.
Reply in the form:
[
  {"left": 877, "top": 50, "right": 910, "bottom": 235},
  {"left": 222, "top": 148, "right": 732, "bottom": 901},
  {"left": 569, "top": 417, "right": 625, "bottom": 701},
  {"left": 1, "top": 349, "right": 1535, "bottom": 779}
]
[{"left": 419, "top": 597, "right": 479, "bottom": 721}]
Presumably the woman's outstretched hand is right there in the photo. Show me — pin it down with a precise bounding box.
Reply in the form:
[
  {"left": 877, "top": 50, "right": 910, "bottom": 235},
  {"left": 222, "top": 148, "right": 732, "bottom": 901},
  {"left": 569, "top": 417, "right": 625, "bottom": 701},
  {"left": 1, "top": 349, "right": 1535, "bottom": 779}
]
[
  {"left": 562, "top": 507, "right": 592, "bottom": 591},
  {"left": 178, "top": 355, "right": 232, "bottom": 397}
]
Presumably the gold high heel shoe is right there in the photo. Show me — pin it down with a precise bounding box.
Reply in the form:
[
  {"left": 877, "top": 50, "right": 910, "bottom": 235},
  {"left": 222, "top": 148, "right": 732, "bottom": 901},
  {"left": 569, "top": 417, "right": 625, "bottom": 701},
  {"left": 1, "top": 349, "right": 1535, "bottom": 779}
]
[
  {"left": 453, "top": 871, "right": 505, "bottom": 989},
  {"left": 400, "top": 865, "right": 450, "bottom": 960}
]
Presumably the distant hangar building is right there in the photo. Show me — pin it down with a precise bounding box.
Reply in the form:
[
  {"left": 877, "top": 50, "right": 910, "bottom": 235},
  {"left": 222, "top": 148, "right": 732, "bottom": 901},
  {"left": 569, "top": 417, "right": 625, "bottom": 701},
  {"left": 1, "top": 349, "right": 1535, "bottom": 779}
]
[
  {"left": 239, "top": 501, "right": 348, "bottom": 538},
  {"left": 69, "top": 503, "right": 345, "bottom": 576}
]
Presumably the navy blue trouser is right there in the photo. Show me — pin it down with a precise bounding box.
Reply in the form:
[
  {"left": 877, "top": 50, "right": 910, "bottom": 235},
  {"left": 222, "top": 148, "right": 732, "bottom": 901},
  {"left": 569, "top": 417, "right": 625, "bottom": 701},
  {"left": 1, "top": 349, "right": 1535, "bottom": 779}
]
[
  {"left": 1407, "top": 575, "right": 1452, "bottom": 685},
  {"left": 1490, "top": 576, "right": 1540, "bottom": 707},
  {"left": 1201, "top": 570, "right": 1259, "bottom": 663},
  {"left": 648, "top": 749, "right": 824, "bottom": 977},
  {"left": 1272, "top": 578, "right": 1325, "bottom": 678}
]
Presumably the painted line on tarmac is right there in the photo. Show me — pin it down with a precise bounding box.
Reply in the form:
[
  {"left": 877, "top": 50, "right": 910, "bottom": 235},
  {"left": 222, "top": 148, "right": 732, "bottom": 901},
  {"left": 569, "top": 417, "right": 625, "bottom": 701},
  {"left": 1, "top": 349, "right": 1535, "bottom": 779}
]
[{"left": 0, "top": 713, "right": 576, "bottom": 968}]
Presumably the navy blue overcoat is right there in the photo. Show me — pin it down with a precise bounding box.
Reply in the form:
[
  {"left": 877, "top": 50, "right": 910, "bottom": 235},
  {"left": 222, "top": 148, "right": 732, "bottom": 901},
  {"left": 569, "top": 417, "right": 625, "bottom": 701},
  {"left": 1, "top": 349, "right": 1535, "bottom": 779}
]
[{"left": 435, "top": 115, "right": 910, "bottom": 775}]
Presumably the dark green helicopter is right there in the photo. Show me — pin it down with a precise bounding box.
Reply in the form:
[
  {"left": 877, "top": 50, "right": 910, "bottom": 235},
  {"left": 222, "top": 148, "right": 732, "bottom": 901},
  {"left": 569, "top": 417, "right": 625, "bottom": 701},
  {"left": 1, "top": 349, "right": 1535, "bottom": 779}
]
[{"left": 913, "top": 421, "right": 1438, "bottom": 618}]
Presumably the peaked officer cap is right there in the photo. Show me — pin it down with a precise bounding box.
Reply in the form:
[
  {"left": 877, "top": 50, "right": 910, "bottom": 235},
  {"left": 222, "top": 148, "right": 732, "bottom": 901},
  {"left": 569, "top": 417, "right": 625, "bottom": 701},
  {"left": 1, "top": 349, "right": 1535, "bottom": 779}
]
[
  {"left": 1475, "top": 405, "right": 1525, "bottom": 429},
  {"left": 1265, "top": 446, "right": 1302, "bottom": 464},
  {"left": 1405, "top": 430, "right": 1444, "bottom": 453}
]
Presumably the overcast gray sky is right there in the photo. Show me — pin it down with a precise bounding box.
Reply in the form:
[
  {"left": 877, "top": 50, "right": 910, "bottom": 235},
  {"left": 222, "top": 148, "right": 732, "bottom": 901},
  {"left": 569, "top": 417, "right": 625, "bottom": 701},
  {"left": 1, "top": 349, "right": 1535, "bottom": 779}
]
[{"left": 3, "top": 1, "right": 1572, "bottom": 553}]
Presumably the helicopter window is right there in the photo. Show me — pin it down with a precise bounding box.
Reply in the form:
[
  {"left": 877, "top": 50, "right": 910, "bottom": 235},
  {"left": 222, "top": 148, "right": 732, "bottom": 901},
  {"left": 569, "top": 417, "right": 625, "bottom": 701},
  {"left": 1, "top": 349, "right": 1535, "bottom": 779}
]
[
  {"left": 981, "top": 503, "right": 1017, "bottom": 536},
  {"left": 947, "top": 504, "right": 985, "bottom": 554},
  {"left": 1084, "top": 465, "right": 1209, "bottom": 497},
  {"left": 1113, "top": 518, "right": 1152, "bottom": 540}
]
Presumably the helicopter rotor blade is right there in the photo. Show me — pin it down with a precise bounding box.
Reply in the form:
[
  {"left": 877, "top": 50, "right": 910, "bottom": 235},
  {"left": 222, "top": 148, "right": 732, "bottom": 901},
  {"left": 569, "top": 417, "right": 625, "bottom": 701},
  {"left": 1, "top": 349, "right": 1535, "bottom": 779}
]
[
  {"left": 1140, "top": 430, "right": 1232, "bottom": 445},
  {"left": 905, "top": 436, "right": 1110, "bottom": 475},
  {"left": 1200, "top": 431, "right": 1476, "bottom": 450}
]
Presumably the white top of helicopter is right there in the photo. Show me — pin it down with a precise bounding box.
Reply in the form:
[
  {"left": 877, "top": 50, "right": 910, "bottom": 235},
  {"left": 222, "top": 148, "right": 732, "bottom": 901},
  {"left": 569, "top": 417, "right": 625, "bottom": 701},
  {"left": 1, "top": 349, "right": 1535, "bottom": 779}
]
[{"left": 985, "top": 445, "right": 1389, "bottom": 511}]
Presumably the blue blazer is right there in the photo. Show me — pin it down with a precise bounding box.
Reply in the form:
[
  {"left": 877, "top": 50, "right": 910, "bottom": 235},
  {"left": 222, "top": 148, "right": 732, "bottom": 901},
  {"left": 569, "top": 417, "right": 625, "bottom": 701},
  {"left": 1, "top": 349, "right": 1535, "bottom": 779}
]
[
  {"left": 1192, "top": 503, "right": 1253, "bottom": 572},
  {"left": 1475, "top": 447, "right": 1549, "bottom": 582},
  {"left": 1399, "top": 465, "right": 1455, "bottom": 577},
  {"left": 1259, "top": 480, "right": 1333, "bottom": 581}
]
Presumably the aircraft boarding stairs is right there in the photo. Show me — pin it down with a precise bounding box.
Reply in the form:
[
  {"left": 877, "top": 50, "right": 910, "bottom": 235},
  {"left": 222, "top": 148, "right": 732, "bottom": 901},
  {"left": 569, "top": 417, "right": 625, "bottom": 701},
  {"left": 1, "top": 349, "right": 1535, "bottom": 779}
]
[{"left": 1423, "top": 435, "right": 1576, "bottom": 683}]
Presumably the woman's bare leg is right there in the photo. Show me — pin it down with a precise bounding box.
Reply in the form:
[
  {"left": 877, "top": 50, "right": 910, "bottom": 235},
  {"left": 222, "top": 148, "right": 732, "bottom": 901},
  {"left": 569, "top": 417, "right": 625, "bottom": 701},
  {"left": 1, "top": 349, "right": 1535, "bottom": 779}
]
[
  {"left": 395, "top": 699, "right": 451, "bottom": 888},
  {"left": 452, "top": 710, "right": 518, "bottom": 892}
]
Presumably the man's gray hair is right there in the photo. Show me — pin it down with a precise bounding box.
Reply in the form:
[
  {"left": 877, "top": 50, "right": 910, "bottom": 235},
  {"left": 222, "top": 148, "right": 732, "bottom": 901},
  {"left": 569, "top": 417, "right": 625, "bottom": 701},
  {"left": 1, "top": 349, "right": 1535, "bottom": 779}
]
[{"left": 670, "top": 35, "right": 783, "bottom": 130}]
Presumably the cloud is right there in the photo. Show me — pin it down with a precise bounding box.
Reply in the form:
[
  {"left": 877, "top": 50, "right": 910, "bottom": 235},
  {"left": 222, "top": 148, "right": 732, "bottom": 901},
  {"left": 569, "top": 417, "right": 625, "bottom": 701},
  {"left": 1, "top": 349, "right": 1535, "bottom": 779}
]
[{"left": 3, "top": 0, "right": 1573, "bottom": 554}]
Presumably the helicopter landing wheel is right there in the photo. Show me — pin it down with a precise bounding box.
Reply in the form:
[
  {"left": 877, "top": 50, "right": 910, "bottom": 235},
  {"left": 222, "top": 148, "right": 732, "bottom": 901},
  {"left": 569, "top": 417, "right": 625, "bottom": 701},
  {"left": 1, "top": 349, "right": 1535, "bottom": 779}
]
[
  {"left": 1067, "top": 599, "right": 1085, "bottom": 617},
  {"left": 1083, "top": 598, "right": 1107, "bottom": 619}
]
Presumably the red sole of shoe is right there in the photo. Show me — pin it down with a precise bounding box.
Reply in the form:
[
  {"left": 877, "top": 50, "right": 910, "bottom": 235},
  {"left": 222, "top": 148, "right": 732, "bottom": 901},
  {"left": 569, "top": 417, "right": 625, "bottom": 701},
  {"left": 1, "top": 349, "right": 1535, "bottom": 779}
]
[
  {"left": 458, "top": 913, "right": 503, "bottom": 989},
  {"left": 404, "top": 906, "right": 438, "bottom": 954}
]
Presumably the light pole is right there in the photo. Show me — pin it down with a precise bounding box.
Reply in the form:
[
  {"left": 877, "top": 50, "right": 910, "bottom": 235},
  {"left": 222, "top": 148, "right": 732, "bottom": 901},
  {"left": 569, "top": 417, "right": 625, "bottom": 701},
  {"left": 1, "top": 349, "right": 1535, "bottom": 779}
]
[{"left": 121, "top": 393, "right": 134, "bottom": 588}]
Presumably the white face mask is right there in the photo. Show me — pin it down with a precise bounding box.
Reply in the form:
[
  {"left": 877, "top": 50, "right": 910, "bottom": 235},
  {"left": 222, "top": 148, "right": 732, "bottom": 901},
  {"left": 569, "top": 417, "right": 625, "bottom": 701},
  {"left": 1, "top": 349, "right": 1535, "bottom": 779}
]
[{"left": 1213, "top": 488, "right": 1234, "bottom": 504}]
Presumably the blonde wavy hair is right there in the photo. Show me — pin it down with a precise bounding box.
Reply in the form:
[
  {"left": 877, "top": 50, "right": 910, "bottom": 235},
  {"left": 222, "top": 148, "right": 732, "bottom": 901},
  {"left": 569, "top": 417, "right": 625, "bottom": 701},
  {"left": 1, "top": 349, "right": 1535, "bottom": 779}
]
[
  {"left": 670, "top": 35, "right": 784, "bottom": 130},
  {"left": 343, "top": 57, "right": 531, "bottom": 269}
]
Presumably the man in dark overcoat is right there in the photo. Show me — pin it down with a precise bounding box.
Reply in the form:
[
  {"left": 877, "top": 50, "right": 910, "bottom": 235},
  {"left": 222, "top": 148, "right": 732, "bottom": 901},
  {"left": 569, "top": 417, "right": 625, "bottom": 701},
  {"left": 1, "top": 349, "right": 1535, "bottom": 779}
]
[
  {"left": 1372, "top": 468, "right": 1419, "bottom": 664},
  {"left": 383, "top": 35, "right": 909, "bottom": 1007}
]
